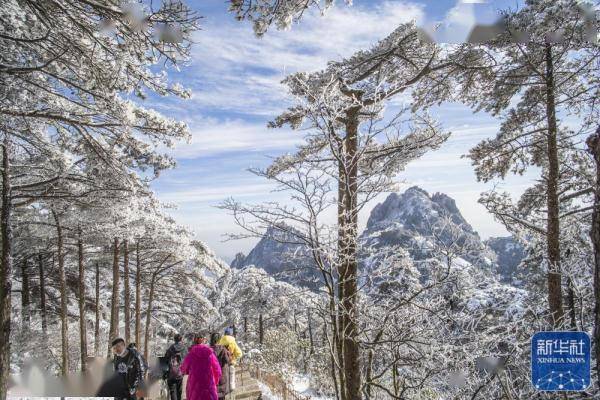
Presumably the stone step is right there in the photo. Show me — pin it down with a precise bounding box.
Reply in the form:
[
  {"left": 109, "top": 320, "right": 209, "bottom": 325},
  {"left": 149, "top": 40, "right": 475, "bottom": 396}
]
[
  {"left": 235, "top": 377, "right": 256, "bottom": 387},
  {"left": 234, "top": 387, "right": 262, "bottom": 400}
]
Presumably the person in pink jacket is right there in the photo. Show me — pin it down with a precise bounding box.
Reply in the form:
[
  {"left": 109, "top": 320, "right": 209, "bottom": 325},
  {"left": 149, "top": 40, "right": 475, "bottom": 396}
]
[{"left": 180, "top": 337, "right": 222, "bottom": 400}]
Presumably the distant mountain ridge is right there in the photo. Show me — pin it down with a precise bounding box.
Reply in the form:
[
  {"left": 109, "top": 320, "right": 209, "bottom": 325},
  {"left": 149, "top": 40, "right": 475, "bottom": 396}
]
[
  {"left": 232, "top": 186, "right": 525, "bottom": 286},
  {"left": 231, "top": 225, "right": 321, "bottom": 287}
]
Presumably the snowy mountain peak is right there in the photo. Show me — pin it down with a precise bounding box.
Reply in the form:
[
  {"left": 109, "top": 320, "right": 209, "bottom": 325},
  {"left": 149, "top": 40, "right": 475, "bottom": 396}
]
[{"left": 366, "top": 186, "right": 476, "bottom": 236}]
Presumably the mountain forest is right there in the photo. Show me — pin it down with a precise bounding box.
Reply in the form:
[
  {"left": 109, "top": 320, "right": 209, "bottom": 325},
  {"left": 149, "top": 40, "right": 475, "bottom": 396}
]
[{"left": 0, "top": 0, "right": 599, "bottom": 399}]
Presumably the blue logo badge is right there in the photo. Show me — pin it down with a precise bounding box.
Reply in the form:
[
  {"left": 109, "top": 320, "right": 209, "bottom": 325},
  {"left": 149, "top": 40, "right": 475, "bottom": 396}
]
[{"left": 531, "top": 331, "right": 590, "bottom": 391}]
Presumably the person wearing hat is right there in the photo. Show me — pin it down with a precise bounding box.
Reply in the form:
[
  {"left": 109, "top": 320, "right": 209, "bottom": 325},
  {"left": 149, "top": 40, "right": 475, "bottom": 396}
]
[
  {"left": 180, "top": 332, "right": 221, "bottom": 400},
  {"left": 217, "top": 327, "right": 242, "bottom": 365},
  {"left": 217, "top": 327, "right": 242, "bottom": 393}
]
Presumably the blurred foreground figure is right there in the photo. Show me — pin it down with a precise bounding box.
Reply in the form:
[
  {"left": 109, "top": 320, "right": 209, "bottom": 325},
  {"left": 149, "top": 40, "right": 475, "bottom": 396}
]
[{"left": 97, "top": 337, "right": 146, "bottom": 400}]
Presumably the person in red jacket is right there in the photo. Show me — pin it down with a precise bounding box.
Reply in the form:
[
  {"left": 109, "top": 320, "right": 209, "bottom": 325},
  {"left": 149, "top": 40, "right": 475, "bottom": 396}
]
[{"left": 181, "top": 334, "right": 222, "bottom": 400}]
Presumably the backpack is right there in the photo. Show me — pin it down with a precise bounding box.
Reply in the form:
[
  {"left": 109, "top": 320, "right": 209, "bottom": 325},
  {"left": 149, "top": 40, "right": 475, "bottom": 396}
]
[
  {"left": 216, "top": 345, "right": 232, "bottom": 368},
  {"left": 168, "top": 351, "right": 183, "bottom": 380}
]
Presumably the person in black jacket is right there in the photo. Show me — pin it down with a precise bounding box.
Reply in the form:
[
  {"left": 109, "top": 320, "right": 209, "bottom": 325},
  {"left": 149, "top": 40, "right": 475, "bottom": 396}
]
[
  {"left": 210, "top": 332, "right": 232, "bottom": 400},
  {"left": 164, "top": 333, "right": 187, "bottom": 400},
  {"left": 128, "top": 342, "right": 149, "bottom": 375},
  {"left": 111, "top": 337, "right": 145, "bottom": 400}
]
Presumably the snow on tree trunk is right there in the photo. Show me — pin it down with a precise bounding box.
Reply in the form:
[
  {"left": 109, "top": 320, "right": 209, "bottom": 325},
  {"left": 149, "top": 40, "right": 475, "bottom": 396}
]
[
  {"left": 338, "top": 109, "right": 361, "bottom": 400},
  {"left": 588, "top": 128, "right": 600, "bottom": 390},
  {"left": 135, "top": 241, "right": 142, "bottom": 347},
  {"left": 78, "top": 232, "right": 88, "bottom": 372},
  {"left": 307, "top": 308, "right": 314, "bottom": 355},
  {"left": 123, "top": 239, "right": 130, "bottom": 344},
  {"left": 108, "top": 237, "right": 120, "bottom": 356},
  {"left": 94, "top": 262, "right": 100, "bottom": 357},
  {"left": 259, "top": 313, "right": 264, "bottom": 345},
  {"left": 544, "top": 43, "right": 564, "bottom": 327},
  {"left": 38, "top": 254, "right": 47, "bottom": 337},
  {"left": 0, "top": 133, "right": 11, "bottom": 400},
  {"left": 144, "top": 273, "right": 157, "bottom": 361},
  {"left": 52, "top": 209, "right": 69, "bottom": 375},
  {"left": 21, "top": 257, "right": 30, "bottom": 333}
]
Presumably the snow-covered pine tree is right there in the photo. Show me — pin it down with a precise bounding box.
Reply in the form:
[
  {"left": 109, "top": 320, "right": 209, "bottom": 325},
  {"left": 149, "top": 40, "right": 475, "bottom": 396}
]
[
  {"left": 464, "top": 0, "right": 599, "bottom": 327},
  {"left": 0, "top": 0, "right": 199, "bottom": 395},
  {"left": 267, "top": 22, "right": 460, "bottom": 400}
]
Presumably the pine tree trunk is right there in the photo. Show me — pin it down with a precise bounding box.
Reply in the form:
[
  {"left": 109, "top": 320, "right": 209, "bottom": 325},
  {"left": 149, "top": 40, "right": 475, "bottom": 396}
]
[
  {"left": 327, "top": 322, "right": 341, "bottom": 400},
  {"left": 78, "top": 232, "right": 88, "bottom": 371},
  {"left": 108, "top": 237, "right": 120, "bottom": 356},
  {"left": 52, "top": 209, "right": 69, "bottom": 375},
  {"left": 135, "top": 241, "right": 142, "bottom": 347},
  {"left": 336, "top": 141, "right": 347, "bottom": 400},
  {"left": 144, "top": 274, "right": 156, "bottom": 361},
  {"left": 123, "top": 239, "right": 130, "bottom": 344},
  {"left": 307, "top": 308, "right": 314, "bottom": 355},
  {"left": 329, "top": 291, "right": 344, "bottom": 400},
  {"left": 293, "top": 311, "right": 298, "bottom": 334},
  {"left": 21, "top": 257, "right": 30, "bottom": 333},
  {"left": 38, "top": 254, "right": 47, "bottom": 337},
  {"left": 544, "top": 43, "right": 564, "bottom": 327},
  {"left": 365, "top": 349, "right": 374, "bottom": 398},
  {"left": 0, "top": 133, "right": 13, "bottom": 400},
  {"left": 587, "top": 128, "right": 600, "bottom": 390},
  {"left": 94, "top": 263, "right": 100, "bottom": 356},
  {"left": 567, "top": 277, "right": 577, "bottom": 330},
  {"left": 338, "top": 110, "right": 361, "bottom": 400},
  {"left": 259, "top": 313, "right": 264, "bottom": 345}
]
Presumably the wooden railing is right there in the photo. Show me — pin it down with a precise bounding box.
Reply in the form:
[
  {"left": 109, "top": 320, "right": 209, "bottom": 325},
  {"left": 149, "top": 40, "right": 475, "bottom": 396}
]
[{"left": 241, "top": 364, "right": 311, "bottom": 400}]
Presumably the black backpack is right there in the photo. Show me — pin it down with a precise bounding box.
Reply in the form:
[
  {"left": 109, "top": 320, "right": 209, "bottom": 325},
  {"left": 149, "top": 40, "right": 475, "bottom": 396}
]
[{"left": 168, "top": 351, "right": 183, "bottom": 380}]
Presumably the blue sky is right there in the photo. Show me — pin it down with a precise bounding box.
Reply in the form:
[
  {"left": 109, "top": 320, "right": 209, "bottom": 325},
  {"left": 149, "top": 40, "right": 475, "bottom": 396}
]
[{"left": 150, "top": 0, "right": 536, "bottom": 261}]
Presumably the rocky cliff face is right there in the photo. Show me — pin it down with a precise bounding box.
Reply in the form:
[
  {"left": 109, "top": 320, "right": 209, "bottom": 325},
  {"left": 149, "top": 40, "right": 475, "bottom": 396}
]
[
  {"left": 485, "top": 236, "right": 526, "bottom": 283},
  {"left": 362, "top": 186, "right": 486, "bottom": 266},
  {"left": 230, "top": 225, "right": 321, "bottom": 288},
  {"left": 233, "top": 187, "right": 525, "bottom": 286},
  {"left": 230, "top": 252, "right": 246, "bottom": 269}
]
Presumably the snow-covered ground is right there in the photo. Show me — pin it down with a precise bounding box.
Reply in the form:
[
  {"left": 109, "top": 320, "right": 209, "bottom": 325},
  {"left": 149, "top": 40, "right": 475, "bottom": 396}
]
[{"left": 291, "top": 374, "right": 334, "bottom": 400}]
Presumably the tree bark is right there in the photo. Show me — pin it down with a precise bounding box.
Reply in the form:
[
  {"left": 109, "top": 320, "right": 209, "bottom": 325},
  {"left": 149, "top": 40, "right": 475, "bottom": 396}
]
[
  {"left": 52, "top": 209, "right": 69, "bottom": 375},
  {"left": 78, "top": 231, "right": 88, "bottom": 371},
  {"left": 326, "top": 322, "right": 341, "bottom": 400},
  {"left": 123, "top": 239, "right": 130, "bottom": 344},
  {"left": 143, "top": 274, "right": 157, "bottom": 361},
  {"left": 94, "top": 262, "right": 100, "bottom": 356},
  {"left": 38, "top": 254, "right": 47, "bottom": 337},
  {"left": 365, "top": 349, "right": 374, "bottom": 398},
  {"left": 259, "top": 313, "right": 264, "bottom": 345},
  {"left": 108, "top": 237, "right": 120, "bottom": 356},
  {"left": 587, "top": 128, "right": 600, "bottom": 390},
  {"left": 338, "top": 109, "right": 361, "bottom": 400},
  {"left": 544, "top": 43, "right": 564, "bottom": 327},
  {"left": 567, "top": 277, "right": 577, "bottom": 330},
  {"left": 307, "top": 308, "right": 314, "bottom": 356},
  {"left": 293, "top": 311, "right": 298, "bottom": 334},
  {"left": 21, "top": 257, "right": 30, "bottom": 333},
  {"left": 0, "top": 133, "right": 12, "bottom": 399},
  {"left": 336, "top": 141, "right": 347, "bottom": 400},
  {"left": 135, "top": 241, "right": 142, "bottom": 347}
]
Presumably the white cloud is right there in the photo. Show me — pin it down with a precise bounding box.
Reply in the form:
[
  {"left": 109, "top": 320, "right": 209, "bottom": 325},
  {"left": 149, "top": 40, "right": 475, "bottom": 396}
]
[
  {"left": 185, "top": 1, "right": 425, "bottom": 115},
  {"left": 157, "top": 182, "right": 273, "bottom": 203},
  {"left": 170, "top": 117, "right": 304, "bottom": 158},
  {"left": 432, "top": 1, "right": 477, "bottom": 43}
]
